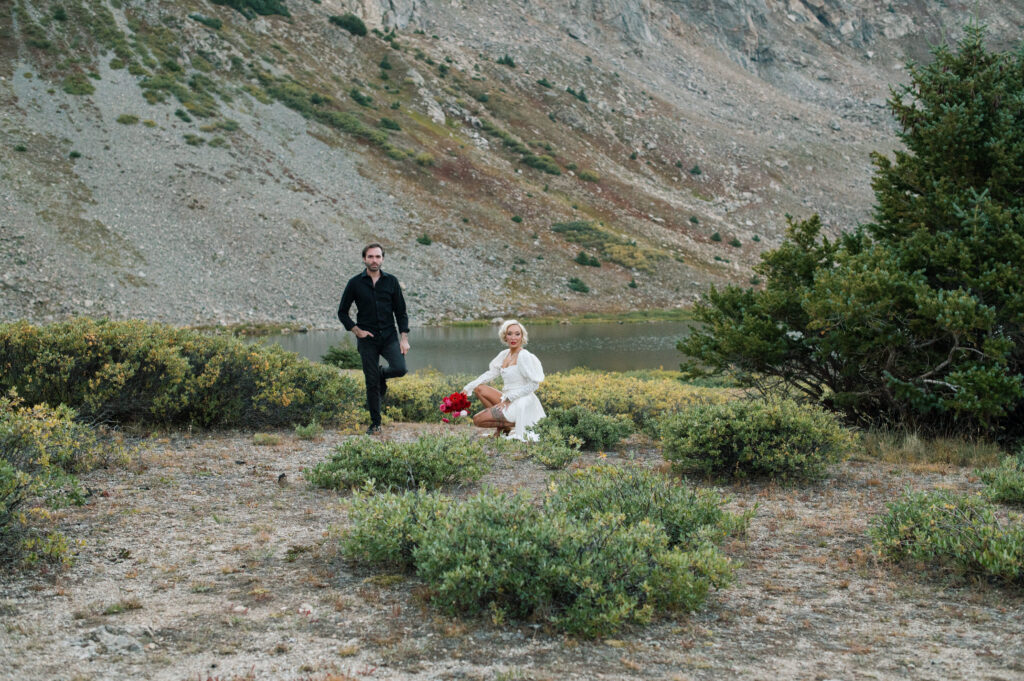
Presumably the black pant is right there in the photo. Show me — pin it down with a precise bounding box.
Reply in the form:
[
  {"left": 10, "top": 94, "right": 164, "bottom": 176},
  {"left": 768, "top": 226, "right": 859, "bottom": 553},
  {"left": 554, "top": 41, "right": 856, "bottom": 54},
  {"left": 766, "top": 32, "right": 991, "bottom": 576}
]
[{"left": 357, "top": 334, "right": 407, "bottom": 426}]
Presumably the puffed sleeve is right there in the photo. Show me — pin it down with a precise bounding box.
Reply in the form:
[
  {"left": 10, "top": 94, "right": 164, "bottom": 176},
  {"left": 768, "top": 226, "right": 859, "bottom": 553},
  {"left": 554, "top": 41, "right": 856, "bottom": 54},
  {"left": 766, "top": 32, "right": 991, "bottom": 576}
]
[
  {"left": 462, "top": 351, "right": 505, "bottom": 395},
  {"left": 501, "top": 351, "right": 544, "bottom": 402}
]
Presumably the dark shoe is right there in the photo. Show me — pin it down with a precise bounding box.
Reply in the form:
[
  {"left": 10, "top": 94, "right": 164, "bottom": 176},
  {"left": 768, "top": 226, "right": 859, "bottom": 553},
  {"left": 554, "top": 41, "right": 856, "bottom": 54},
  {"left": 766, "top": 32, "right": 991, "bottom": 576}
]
[
  {"left": 379, "top": 366, "right": 388, "bottom": 400},
  {"left": 366, "top": 424, "right": 382, "bottom": 435}
]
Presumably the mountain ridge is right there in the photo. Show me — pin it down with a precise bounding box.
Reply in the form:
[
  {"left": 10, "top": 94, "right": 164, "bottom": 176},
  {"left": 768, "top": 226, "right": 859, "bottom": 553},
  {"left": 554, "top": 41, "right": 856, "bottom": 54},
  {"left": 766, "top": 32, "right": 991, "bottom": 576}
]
[{"left": 1, "top": 0, "right": 1021, "bottom": 327}]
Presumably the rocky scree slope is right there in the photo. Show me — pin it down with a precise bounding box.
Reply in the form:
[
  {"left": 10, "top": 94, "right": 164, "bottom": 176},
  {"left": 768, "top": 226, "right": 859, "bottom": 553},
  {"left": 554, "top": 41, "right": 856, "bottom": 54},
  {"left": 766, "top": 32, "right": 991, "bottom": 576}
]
[{"left": 0, "top": 0, "right": 1021, "bottom": 327}]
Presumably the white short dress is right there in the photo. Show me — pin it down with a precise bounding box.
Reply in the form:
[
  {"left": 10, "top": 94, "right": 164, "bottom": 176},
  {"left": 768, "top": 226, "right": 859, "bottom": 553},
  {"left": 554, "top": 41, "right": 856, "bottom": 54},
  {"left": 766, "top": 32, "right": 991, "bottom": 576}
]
[{"left": 462, "top": 348, "right": 546, "bottom": 441}]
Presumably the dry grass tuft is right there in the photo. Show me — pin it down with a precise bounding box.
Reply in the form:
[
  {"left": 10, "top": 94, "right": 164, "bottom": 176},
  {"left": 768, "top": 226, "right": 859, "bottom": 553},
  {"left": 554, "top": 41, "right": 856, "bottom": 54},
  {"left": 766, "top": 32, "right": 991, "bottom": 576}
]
[{"left": 860, "top": 430, "right": 1005, "bottom": 468}]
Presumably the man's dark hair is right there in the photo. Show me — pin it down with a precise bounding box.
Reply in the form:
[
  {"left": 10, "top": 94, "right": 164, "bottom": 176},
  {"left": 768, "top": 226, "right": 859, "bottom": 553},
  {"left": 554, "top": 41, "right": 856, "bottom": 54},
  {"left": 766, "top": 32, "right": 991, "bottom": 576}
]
[{"left": 362, "top": 243, "right": 385, "bottom": 258}]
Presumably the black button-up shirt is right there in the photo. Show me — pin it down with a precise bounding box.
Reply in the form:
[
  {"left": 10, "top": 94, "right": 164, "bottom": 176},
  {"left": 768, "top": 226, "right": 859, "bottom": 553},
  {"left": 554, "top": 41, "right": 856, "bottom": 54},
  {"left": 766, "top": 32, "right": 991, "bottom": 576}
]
[{"left": 337, "top": 270, "right": 409, "bottom": 339}]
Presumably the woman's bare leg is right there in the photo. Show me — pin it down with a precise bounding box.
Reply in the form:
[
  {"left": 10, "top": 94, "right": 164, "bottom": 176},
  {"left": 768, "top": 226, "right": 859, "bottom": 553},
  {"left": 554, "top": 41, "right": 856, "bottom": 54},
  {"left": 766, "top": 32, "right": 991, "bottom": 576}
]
[{"left": 473, "top": 384, "right": 502, "bottom": 408}]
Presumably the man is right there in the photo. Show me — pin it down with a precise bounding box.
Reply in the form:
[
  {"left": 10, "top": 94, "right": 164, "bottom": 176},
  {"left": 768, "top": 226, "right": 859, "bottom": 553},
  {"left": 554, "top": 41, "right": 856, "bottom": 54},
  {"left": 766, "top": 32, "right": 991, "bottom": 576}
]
[{"left": 338, "top": 243, "right": 410, "bottom": 434}]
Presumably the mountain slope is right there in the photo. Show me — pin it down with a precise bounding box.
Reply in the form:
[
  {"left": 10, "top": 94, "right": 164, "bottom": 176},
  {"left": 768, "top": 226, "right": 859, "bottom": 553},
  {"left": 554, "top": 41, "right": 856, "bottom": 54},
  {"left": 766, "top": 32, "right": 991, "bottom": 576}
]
[{"left": 1, "top": 0, "right": 1021, "bottom": 326}]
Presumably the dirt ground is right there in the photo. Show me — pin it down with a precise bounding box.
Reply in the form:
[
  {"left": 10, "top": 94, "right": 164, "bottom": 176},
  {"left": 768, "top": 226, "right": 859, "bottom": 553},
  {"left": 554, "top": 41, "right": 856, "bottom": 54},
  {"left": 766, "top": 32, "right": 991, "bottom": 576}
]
[{"left": 2, "top": 423, "right": 1023, "bottom": 681}]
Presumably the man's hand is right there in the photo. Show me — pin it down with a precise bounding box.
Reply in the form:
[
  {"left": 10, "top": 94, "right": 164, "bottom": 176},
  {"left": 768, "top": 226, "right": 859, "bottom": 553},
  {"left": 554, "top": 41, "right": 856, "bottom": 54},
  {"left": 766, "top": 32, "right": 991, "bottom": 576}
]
[
  {"left": 352, "top": 326, "right": 374, "bottom": 339},
  {"left": 399, "top": 333, "right": 410, "bottom": 356}
]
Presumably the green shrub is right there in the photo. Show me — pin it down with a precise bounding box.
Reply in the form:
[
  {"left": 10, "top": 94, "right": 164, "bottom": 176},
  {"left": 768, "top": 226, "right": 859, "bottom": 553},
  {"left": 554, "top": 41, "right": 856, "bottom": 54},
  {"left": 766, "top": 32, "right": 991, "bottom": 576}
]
[
  {"left": 0, "top": 319, "right": 363, "bottom": 429},
  {"left": 189, "top": 13, "right": 223, "bottom": 30},
  {"left": 690, "top": 165, "right": 702, "bottom": 175},
  {"left": 660, "top": 399, "right": 852, "bottom": 481},
  {"left": 321, "top": 338, "right": 361, "bottom": 370},
  {"left": 710, "top": 232, "right": 722, "bottom": 242},
  {"left": 416, "top": 234, "right": 432, "bottom": 245},
  {"left": 383, "top": 370, "right": 471, "bottom": 422},
  {"left": 379, "top": 117, "right": 401, "bottom": 131},
  {"left": 414, "top": 152, "right": 434, "bottom": 167},
  {"left": 330, "top": 13, "right": 367, "bottom": 35},
  {"left": 540, "top": 406, "right": 632, "bottom": 450},
  {"left": 729, "top": 237, "right": 742, "bottom": 247},
  {"left": 578, "top": 169, "right": 599, "bottom": 182},
  {"left": 210, "top": 0, "right": 289, "bottom": 19},
  {"left": 62, "top": 73, "right": 95, "bottom": 95},
  {"left": 521, "top": 154, "right": 561, "bottom": 175},
  {"left": 870, "top": 489, "right": 1024, "bottom": 584},
  {"left": 344, "top": 469, "right": 742, "bottom": 636},
  {"left": 294, "top": 421, "right": 323, "bottom": 440},
  {"left": 545, "top": 465, "right": 749, "bottom": 548},
  {"left": 568, "top": 277, "right": 589, "bottom": 293},
  {"left": 537, "top": 78, "right": 552, "bottom": 88},
  {"left": 116, "top": 114, "right": 139, "bottom": 125},
  {"left": 1, "top": 395, "right": 134, "bottom": 567},
  {"left": 496, "top": 54, "right": 515, "bottom": 68},
  {"left": 342, "top": 489, "right": 453, "bottom": 570},
  {"left": 349, "top": 88, "right": 372, "bottom": 107},
  {"left": 306, "top": 434, "right": 489, "bottom": 491},
  {"left": 539, "top": 370, "right": 729, "bottom": 433},
  {"left": 573, "top": 251, "right": 600, "bottom": 267},
  {"left": 522, "top": 421, "right": 581, "bottom": 469},
  {"left": 979, "top": 455, "right": 1024, "bottom": 506},
  {"left": 568, "top": 87, "right": 588, "bottom": 103}
]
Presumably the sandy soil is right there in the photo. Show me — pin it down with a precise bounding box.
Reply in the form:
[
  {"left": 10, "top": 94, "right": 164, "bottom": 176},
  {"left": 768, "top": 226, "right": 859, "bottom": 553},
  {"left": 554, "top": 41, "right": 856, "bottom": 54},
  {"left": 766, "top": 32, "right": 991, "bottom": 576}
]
[{"left": 2, "top": 423, "right": 1023, "bottom": 681}]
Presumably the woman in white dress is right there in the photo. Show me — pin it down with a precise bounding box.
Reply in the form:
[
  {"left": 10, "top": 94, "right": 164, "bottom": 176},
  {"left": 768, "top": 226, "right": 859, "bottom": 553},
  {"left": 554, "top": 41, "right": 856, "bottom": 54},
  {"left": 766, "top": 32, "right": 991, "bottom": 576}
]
[{"left": 462, "top": 319, "right": 546, "bottom": 441}]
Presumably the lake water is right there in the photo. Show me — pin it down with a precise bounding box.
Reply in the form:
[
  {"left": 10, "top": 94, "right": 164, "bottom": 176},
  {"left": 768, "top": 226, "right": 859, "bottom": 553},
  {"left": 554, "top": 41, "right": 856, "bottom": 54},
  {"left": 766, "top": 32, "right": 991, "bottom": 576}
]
[{"left": 256, "top": 321, "right": 696, "bottom": 374}]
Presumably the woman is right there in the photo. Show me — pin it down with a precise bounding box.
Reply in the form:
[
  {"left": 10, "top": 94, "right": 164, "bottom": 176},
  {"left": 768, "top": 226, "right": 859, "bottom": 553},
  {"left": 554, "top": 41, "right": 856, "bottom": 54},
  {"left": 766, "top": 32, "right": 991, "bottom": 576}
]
[{"left": 462, "top": 319, "right": 545, "bottom": 441}]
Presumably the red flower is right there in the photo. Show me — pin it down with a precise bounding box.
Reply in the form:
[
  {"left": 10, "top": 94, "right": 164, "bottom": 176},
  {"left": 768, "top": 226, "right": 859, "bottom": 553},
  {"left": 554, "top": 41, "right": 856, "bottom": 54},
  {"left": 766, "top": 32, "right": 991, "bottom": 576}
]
[{"left": 439, "top": 392, "right": 471, "bottom": 421}]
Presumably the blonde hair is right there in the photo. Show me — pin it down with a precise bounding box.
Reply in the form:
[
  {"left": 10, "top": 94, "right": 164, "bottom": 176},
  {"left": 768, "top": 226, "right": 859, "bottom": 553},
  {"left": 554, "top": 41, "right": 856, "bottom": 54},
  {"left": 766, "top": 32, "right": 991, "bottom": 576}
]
[{"left": 498, "top": 319, "right": 528, "bottom": 346}]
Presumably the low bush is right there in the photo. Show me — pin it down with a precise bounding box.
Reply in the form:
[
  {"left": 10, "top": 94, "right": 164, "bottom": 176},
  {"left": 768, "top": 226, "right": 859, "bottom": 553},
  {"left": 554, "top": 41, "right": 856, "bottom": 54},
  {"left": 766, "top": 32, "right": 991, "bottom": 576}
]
[
  {"left": 349, "top": 88, "right": 372, "bottom": 107},
  {"left": 660, "top": 398, "right": 852, "bottom": 481},
  {"left": 578, "top": 169, "right": 599, "bottom": 182},
  {"left": 568, "top": 277, "right": 589, "bottom": 293},
  {"left": 342, "top": 489, "right": 452, "bottom": 569},
  {"left": 521, "top": 154, "right": 561, "bottom": 175},
  {"left": 545, "top": 465, "right": 750, "bottom": 548},
  {"left": 306, "top": 433, "right": 488, "bottom": 491},
  {"left": 383, "top": 370, "right": 472, "bottom": 422},
  {"left": 525, "top": 421, "right": 581, "bottom": 469},
  {"left": 870, "top": 489, "right": 1024, "bottom": 584},
  {"left": 573, "top": 251, "right": 600, "bottom": 267},
  {"left": 342, "top": 466, "right": 743, "bottom": 636},
  {"left": 189, "top": 13, "right": 223, "bottom": 30},
  {"left": 62, "top": 73, "right": 95, "bottom": 95},
  {"left": 329, "top": 13, "right": 367, "bottom": 36},
  {"left": 210, "top": 0, "right": 289, "bottom": 18},
  {"left": 540, "top": 406, "right": 632, "bottom": 450},
  {"left": 539, "top": 370, "right": 729, "bottom": 433},
  {"left": 979, "top": 454, "right": 1024, "bottom": 506},
  {"left": 1, "top": 394, "right": 134, "bottom": 567},
  {"left": 294, "top": 421, "right": 323, "bottom": 440},
  {"left": 0, "top": 319, "right": 363, "bottom": 429},
  {"left": 321, "top": 338, "right": 361, "bottom": 370}
]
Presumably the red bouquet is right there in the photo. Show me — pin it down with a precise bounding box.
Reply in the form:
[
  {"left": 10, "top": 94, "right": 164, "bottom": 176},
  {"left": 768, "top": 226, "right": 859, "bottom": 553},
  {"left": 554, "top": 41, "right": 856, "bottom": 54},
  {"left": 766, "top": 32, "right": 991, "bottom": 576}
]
[{"left": 439, "top": 392, "right": 471, "bottom": 423}]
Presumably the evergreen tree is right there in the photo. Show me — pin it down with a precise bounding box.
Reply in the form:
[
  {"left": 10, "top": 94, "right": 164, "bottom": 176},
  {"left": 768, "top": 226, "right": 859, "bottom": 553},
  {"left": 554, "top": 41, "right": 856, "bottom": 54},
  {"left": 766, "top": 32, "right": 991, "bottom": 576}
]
[{"left": 680, "top": 26, "right": 1024, "bottom": 436}]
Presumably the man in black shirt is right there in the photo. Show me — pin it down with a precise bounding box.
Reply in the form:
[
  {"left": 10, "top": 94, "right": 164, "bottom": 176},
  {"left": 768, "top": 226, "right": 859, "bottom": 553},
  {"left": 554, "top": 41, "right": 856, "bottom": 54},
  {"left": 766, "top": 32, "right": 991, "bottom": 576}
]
[{"left": 337, "top": 243, "right": 410, "bottom": 434}]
